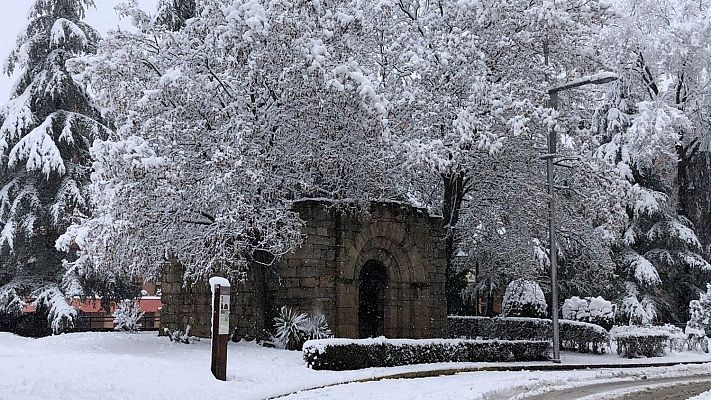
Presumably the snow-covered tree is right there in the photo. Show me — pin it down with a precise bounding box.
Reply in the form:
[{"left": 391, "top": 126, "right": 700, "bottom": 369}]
[
  {"left": 593, "top": 0, "right": 711, "bottom": 323},
  {"left": 61, "top": 1, "right": 402, "bottom": 283},
  {"left": 49, "top": 0, "right": 708, "bottom": 328},
  {"left": 594, "top": 86, "right": 710, "bottom": 323},
  {"left": 0, "top": 0, "right": 113, "bottom": 333},
  {"left": 382, "top": 0, "right": 621, "bottom": 311}
]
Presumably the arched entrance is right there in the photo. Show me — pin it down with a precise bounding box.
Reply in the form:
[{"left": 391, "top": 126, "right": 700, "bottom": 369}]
[{"left": 358, "top": 260, "right": 388, "bottom": 338}]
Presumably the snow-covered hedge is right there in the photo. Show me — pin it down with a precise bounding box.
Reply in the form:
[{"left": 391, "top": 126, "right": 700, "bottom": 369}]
[
  {"left": 609, "top": 326, "right": 669, "bottom": 358},
  {"left": 500, "top": 279, "right": 548, "bottom": 319},
  {"left": 448, "top": 316, "right": 609, "bottom": 354},
  {"left": 303, "top": 338, "right": 549, "bottom": 370},
  {"left": 562, "top": 296, "right": 616, "bottom": 330}
]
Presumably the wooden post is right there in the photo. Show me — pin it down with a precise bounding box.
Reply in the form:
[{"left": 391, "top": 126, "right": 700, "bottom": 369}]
[{"left": 211, "top": 281, "right": 230, "bottom": 381}]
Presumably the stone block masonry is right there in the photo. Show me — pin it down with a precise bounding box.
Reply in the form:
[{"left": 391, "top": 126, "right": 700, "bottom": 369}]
[{"left": 160, "top": 199, "right": 448, "bottom": 339}]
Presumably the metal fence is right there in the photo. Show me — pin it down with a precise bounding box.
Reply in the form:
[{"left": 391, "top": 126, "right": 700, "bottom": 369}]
[{"left": 73, "top": 314, "right": 160, "bottom": 332}]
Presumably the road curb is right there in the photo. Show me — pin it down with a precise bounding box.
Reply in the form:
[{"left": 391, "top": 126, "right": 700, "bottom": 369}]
[{"left": 268, "top": 360, "right": 711, "bottom": 399}]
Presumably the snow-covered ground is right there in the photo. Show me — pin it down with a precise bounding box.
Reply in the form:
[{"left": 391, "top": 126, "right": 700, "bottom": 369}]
[
  {"left": 692, "top": 390, "right": 711, "bottom": 400},
  {"left": 1, "top": 331, "right": 710, "bottom": 400}
]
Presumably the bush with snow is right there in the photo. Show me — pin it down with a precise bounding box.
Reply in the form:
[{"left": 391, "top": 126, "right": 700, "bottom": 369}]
[
  {"left": 500, "top": 279, "right": 547, "bottom": 319},
  {"left": 112, "top": 300, "right": 144, "bottom": 333},
  {"left": 307, "top": 311, "right": 333, "bottom": 340},
  {"left": 562, "top": 296, "right": 616, "bottom": 330},
  {"left": 687, "top": 284, "right": 711, "bottom": 337},
  {"left": 163, "top": 325, "right": 200, "bottom": 344},
  {"left": 303, "top": 338, "right": 550, "bottom": 370},
  {"left": 657, "top": 324, "right": 689, "bottom": 352},
  {"left": 273, "top": 306, "right": 309, "bottom": 350},
  {"left": 685, "top": 326, "right": 709, "bottom": 353},
  {"left": 610, "top": 325, "right": 669, "bottom": 358},
  {"left": 273, "top": 306, "right": 333, "bottom": 350}
]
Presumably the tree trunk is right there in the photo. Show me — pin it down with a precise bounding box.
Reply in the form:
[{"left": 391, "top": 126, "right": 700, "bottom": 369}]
[{"left": 442, "top": 169, "right": 467, "bottom": 314}]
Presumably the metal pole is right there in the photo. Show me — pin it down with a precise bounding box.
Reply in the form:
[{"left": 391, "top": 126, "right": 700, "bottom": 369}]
[
  {"left": 544, "top": 74, "right": 617, "bottom": 364},
  {"left": 547, "top": 90, "right": 561, "bottom": 363}
]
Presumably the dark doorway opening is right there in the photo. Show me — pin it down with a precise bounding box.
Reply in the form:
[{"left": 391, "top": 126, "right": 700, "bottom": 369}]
[{"left": 358, "top": 260, "right": 388, "bottom": 338}]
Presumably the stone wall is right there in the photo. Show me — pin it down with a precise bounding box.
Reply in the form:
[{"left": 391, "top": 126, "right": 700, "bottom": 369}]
[
  {"left": 161, "top": 262, "right": 265, "bottom": 338},
  {"left": 160, "top": 200, "right": 448, "bottom": 339}
]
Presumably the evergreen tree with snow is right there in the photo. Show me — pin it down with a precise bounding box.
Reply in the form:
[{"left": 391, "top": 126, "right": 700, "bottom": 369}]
[
  {"left": 156, "top": 0, "right": 196, "bottom": 31},
  {"left": 596, "top": 0, "right": 711, "bottom": 325},
  {"left": 0, "top": 0, "right": 111, "bottom": 333},
  {"left": 594, "top": 79, "right": 711, "bottom": 324}
]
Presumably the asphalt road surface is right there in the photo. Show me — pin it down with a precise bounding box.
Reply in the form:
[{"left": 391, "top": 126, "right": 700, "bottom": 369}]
[{"left": 516, "top": 374, "right": 711, "bottom": 399}]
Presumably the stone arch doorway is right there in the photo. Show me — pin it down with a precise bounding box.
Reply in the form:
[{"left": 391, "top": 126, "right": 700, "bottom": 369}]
[{"left": 358, "top": 260, "right": 388, "bottom": 338}]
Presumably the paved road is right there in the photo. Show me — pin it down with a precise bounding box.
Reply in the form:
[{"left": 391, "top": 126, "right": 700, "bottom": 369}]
[
  {"left": 617, "top": 380, "right": 711, "bottom": 400},
  {"left": 515, "top": 374, "right": 711, "bottom": 400}
]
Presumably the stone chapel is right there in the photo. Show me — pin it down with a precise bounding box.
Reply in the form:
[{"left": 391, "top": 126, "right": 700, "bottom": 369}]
[{"left": 160, "top": 199, "right": 448, "bottom": 339}]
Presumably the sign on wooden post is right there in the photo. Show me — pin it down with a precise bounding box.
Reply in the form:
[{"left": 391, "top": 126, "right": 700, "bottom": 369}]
[{"left": 209, "top": 277, "right": 231, "bottom": 381}]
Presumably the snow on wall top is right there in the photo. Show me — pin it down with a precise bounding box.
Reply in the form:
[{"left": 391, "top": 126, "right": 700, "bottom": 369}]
[{"left": 292, "top": 197, "right": 434, "bottom": 217}]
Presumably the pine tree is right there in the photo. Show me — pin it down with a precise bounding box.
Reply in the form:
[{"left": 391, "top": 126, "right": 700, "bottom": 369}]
[
  {"left": 0, "top": 0, "right": 111, "bottom": 333},
  {"left": 595, "top": 81, "right": 711, "bottom": 324},
  {"left": 156, "top": 0, "right": 196, "bottom": 31}
]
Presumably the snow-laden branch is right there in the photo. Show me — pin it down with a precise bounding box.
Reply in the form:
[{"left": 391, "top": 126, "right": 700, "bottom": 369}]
[{"left": 548, "top": 72, "right": 618, "bottom": 94}]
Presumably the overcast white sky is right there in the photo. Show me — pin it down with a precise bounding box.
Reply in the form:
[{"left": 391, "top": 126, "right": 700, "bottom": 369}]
[{"left": 0, "top": 0, "right": 158, "bottom": 102}]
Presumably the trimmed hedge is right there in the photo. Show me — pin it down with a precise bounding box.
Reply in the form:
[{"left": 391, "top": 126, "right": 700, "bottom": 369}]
[
  {"left": 610, "top": 326, "right": 669, "bottom": 358},
  {"left": 303, "top": 338, "right": 550, "bottom": 370},
  {"left": 448, "top": 316, "right": 609, "bottom": 354}
]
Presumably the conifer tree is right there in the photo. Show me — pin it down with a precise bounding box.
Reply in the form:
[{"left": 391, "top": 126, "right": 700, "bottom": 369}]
[
  {"left": 156, "top": 0, "right": 196, "bottom": 31},
  {"left": 595, "top": 81, "right": 711, "bottom": 324},
  {"left": 0, "top": 0, "right": 111, "bottom": 333}
]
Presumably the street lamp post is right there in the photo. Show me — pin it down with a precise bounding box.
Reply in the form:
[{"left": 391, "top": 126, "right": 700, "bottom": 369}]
[{"left": 544, "top": 72, "right": 618, "bottom": 363}]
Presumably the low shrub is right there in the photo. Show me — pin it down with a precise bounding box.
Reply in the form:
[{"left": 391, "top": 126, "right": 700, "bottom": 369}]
[
  {"left": 657, "top": 324, "right": 687, "bottom": 352},
  {"left": 685, "top": 326, "right": 709, "bottom": 353},
  {"left": 687, "top": 284, "right": 711, "bottom": 337},
  {"left": 562, "top": 296, "right": 616, "bottom": 330},
  {"left": 273, "top": 306, "right": 309, "bottom": 350},
  {"left": 0, "top": 310, "right": 52, "bottom": 338},
  {"left": 272, "top": 306, "right": 334, "bottom": 350},
  {"left": 303, "top": 338, "right": 550, "bottom": 370},
  {"left": 163, "top": 325, "right": 200, "bottom": 344},
  {"left": 500, "top": 279, "right": 548, "bottom": 319},
  {"left": 447, "top": 316, "right": 609, "bottom": 354},
  {"left": 610, "top": 326, "right": 669, "bottom": 358},
  {"left": 113, "top": 299, "right": 144, "bottom": 333}
]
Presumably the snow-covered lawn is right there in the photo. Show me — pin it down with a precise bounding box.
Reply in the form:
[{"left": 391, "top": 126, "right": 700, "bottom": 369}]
[{"left": 1, "top": 331, "right": 710, "bottom": 400}]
